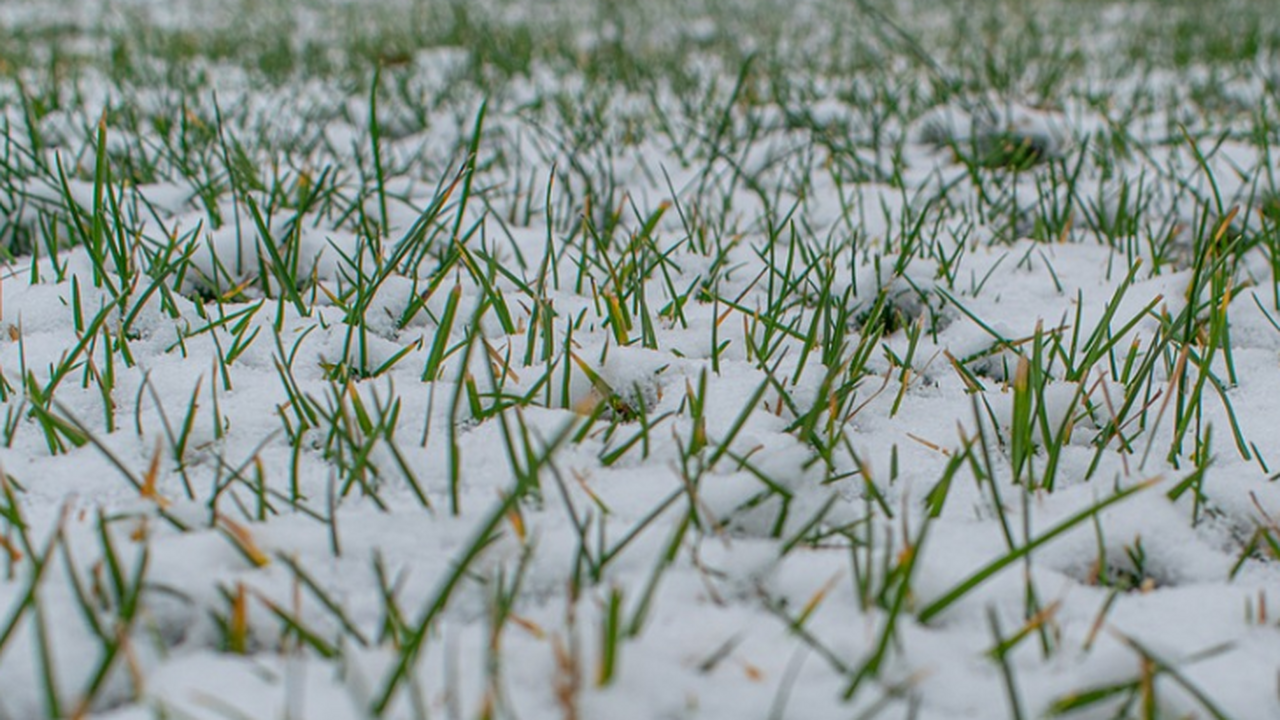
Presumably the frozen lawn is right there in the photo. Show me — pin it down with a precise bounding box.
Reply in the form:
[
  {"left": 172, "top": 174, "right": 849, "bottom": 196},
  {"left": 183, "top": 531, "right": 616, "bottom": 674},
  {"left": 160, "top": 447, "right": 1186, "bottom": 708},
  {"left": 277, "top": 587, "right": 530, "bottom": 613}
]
[{"left": 1, "top": 0, "right": 1279, "bottom": 717}]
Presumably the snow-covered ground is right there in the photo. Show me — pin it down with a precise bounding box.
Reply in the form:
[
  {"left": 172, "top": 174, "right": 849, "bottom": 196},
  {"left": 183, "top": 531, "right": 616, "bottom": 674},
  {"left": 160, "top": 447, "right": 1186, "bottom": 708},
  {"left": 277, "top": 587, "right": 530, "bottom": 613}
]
[{"left": 1, "top": 0, "right": 1279, "bottom": 717}]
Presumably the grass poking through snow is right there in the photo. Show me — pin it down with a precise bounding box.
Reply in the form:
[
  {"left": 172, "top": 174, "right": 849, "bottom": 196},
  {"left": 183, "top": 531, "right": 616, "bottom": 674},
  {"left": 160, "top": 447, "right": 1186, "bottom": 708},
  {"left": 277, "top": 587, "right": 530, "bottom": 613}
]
[{"left": 1, "top": 0, "right": 1280, "bottom": 718}]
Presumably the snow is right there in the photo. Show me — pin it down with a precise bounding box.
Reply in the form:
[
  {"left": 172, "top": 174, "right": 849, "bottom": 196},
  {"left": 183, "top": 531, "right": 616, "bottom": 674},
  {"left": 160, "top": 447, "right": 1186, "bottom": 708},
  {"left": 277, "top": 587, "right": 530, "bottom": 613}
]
[{"left": 1, "top": 0, "right": 1279, "bottom": 718}]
